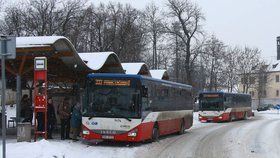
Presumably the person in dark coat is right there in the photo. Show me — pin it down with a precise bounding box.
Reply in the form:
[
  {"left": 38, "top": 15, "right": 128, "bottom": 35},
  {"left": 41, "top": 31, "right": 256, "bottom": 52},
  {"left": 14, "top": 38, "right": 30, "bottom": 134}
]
[
  {"left": 70, "top": 102, "right": 82, "bottom": 141},
  {"left": 47, "top": 97, "right": 56, "bottom": 139},
  {"left": 59, "top": 97, "right": 71, "bottom": 140},
  {"left": 37, "top": 112, "right": 44, "bottom": 131},
  {"left": 21, "top": 94, "right": 33, "bottom": 124}
]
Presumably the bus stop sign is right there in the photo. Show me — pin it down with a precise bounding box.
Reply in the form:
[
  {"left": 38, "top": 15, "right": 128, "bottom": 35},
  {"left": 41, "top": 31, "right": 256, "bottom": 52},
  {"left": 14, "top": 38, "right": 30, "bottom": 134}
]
[{"left": 0, "top": 36, "right": 16, "bottom": 59}]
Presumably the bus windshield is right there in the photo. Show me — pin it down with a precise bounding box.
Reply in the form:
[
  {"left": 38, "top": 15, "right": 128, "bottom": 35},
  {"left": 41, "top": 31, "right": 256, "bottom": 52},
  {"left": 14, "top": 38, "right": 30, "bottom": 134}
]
[
  {"left": 84, "top": 79, "right": 141, "bottom": 119},
  {"left": 199, "top": 97, "right": 224, "bottom": 111}
]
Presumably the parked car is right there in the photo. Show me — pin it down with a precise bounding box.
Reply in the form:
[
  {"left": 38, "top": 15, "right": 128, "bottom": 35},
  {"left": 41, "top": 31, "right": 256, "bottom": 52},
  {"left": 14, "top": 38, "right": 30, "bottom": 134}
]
[
  {"left": 257, "top": 105, "right": 270, "bottom": 111},
  {"left": 257, "top": 104, "right": 274, "bottom": 111}
]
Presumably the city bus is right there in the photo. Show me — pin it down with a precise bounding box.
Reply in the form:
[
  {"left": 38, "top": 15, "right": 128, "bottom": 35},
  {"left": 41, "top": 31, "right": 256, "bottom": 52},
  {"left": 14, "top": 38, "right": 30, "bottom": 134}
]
[
  {"left": 198, "top": 92, "right": 253, "bottom": 122},
  {"left": 82, "top": 73, "right": 193, "bottom": 142}
]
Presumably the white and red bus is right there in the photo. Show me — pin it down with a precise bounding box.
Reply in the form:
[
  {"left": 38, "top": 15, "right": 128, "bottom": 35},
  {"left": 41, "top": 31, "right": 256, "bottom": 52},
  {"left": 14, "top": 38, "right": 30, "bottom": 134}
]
[
  {"left": 198, "top": 92, "right": 253, "bottom": 122},
  {"left": 82, "top": 73, "right": 193, "bottom": 142}
]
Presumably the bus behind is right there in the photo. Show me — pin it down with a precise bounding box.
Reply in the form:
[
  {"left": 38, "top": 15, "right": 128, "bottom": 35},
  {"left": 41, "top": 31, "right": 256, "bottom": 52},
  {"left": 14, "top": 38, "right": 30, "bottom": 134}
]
[{"left": 198, "top": 92, "right": 253, "bottom": 122}]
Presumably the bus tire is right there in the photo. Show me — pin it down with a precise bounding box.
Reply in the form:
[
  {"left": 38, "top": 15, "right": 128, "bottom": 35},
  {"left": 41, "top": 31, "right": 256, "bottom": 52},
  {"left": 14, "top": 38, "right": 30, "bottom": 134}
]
[
  {"left": 178, "top": 119, "right": 185, "bottom": 135},
  {"left": 229, "top": 114, "right": 233, "bottom": 122},
  {"left": 244, "top": 112, "right": 248, "bottom": 120},
  {"left": 152, "top": 125, "right": 159, "bottom": 142}
]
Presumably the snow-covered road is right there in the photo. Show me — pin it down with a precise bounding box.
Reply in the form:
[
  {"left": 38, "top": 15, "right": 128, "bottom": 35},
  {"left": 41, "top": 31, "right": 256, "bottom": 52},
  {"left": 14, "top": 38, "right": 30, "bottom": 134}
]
[
  {"left": 137, "top": 111, "right": 280, "bottom": 158},
  {"left": 1, "top": 111, "right": 280, "bottom": 158}
]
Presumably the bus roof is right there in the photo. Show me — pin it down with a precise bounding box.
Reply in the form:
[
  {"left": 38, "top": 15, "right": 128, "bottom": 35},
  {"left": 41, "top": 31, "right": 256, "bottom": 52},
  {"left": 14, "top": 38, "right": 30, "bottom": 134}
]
[
  {"left": 199, "top": 91, "right": 250, "bottom": 96},
  {"left": 87, "top": 73, "right": 192, "bottom": 90}
]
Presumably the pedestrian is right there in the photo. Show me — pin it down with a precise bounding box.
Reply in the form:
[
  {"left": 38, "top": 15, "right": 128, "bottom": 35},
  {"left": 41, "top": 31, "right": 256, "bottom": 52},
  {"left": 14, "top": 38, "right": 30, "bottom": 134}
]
[
  {"left": 70, "top": 102, "right": 82, "bottom": 141},
  {"left": 59, "top": 97, "right": 71, "bottom": 140},
  {"left": 21, "top": 94, "right": 33, "bottom": 124},
  {"left": 47, "top": 97, "right": 56, "bottom": 139}
]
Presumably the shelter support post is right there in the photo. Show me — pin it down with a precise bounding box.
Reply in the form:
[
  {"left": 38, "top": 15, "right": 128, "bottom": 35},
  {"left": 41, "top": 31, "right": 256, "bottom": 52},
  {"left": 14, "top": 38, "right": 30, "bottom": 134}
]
[{"left": 16, "top": 74, "right": 21, "bottom": 123}]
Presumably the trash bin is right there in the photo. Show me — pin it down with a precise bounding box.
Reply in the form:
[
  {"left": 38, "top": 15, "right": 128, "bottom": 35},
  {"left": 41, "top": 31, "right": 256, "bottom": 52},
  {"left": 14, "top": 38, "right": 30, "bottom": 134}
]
[{"left": 17, "top": 122, "right": 31, "bottom": 142}]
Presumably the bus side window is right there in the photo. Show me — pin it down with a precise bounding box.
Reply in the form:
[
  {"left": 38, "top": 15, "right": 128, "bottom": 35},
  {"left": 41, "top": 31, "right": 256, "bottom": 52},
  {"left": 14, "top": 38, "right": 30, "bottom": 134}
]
[
  {"left": 142, "top": 85, "right": 151, "bottom": 111},
  {"left": 142, "top": 86, "right": 148, "bottom": 98}
]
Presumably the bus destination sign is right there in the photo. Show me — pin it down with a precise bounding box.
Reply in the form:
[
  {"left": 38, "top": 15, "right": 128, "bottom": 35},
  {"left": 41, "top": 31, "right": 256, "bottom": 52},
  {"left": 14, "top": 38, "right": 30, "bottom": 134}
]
[
  {"left": 203, "top": 94, "right": 220, "bottom": 98},
  {"left": 95, "top": 79, "right": 131, "bottom": 86}
]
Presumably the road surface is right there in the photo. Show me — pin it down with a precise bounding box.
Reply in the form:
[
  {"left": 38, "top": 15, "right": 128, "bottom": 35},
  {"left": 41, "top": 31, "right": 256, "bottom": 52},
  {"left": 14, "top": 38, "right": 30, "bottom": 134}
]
[
  {"left": 135, "top": 112, "right": 280, "bottom": 158},
  {"left": 2, "top": 111, "right": 280, "bottom": 158}
]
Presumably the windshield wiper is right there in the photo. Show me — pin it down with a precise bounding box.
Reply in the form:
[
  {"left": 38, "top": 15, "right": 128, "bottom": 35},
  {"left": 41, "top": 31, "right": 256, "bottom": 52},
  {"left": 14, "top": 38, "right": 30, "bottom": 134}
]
[
  {"left": 110, "top": 111, "right": 132, "bottom": 122},
  {"left": 88, "top": 112, "right": 95, "bottom": 120}
]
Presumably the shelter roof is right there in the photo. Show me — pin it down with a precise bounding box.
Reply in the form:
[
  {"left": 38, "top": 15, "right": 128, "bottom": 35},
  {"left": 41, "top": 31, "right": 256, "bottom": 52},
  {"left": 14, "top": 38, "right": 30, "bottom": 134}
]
[
  {"left": 149, "top": 69, "right": 169, "bottom": 80},
  {"left": 4, "top": 36, "right": 124, "bottom": 84},
  {"left": 78, "top": 52, "right": 124, "bottom": 73},
  {"left": 121, "top": 63, "right": 151, "bottom": 76}
]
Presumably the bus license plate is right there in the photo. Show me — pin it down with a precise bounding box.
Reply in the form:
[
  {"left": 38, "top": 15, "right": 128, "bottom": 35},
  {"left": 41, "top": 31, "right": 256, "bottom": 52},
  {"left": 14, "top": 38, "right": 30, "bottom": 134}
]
[{"left": 102, "top": 135, "right": 114, "bottom": 140}]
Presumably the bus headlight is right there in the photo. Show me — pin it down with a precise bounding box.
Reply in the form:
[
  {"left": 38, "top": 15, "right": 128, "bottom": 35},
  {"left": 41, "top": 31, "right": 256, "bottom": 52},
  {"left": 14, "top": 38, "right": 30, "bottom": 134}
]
[
  {"left": 83, "top": 130, "right": 90, "bottom": 135},
  {"left": 128, "top": 128, "right": 138, "bottom": 137}
]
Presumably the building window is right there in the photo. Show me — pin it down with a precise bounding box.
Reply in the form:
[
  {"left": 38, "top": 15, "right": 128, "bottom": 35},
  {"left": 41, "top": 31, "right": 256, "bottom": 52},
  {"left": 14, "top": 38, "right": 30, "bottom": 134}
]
[
  {"left": 277, "top": 90, "right": 279, "bottom": 97},
  {"left": 276, "top": 75, "right": 279, "bottom": 82}
]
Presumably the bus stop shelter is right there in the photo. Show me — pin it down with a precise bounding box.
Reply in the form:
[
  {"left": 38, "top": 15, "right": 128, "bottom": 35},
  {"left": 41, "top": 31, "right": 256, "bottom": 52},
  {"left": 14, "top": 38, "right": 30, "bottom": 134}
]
[{"left": 1, "top": 36, "right": 124, "bottom": 122}]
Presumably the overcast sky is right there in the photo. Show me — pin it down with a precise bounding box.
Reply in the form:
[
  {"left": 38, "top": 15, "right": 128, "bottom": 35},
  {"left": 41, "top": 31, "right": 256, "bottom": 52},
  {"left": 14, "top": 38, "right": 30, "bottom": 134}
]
[{"left": 93, "top": 0, "right": 280, "bottom": 59}]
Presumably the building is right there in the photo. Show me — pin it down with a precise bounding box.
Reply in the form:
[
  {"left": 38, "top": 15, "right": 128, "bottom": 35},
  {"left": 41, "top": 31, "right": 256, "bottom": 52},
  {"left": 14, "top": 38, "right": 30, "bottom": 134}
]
[{"left": 238, "top": 60, "right": 280, "bottom": 109}]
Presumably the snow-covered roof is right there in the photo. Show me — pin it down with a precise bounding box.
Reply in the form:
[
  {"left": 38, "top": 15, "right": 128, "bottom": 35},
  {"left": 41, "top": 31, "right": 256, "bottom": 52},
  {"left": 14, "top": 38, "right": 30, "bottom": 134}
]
[
  {"left": 270, "top": 60, "right": 280, "bottom": 72},
  {"left": 16, "top": 36, "right": 68, "bottom": 48},
  {"left": 260, "top": 57, "right": 280, "bottom": 72},
  {"left": 15, "top": 36, "right": 124, "bottom": 74},
  {"left": 150, "top": 69, "right": 169, "bottom": 80},
  {"left": 78, "top": 52, "right": 123, "bottom": 72},
  {"left": 121, "top": 62, "right": 151, "bottom": 76}
]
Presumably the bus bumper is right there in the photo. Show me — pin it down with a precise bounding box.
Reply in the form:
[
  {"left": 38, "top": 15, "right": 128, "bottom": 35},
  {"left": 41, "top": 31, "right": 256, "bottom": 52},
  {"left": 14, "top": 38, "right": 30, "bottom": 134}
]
[
  {"left": 81, "top": 123, "right": 153, "bottom": 142},
  {"left": 199, "top": 114, "right": 224, "bottom": 122}
]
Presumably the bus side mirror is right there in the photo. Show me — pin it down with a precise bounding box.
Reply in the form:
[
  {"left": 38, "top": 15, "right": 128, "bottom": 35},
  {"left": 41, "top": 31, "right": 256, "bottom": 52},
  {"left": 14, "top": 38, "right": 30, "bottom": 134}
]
[{"left": 142, "top": 86, "right": 148, "bottom": 97}]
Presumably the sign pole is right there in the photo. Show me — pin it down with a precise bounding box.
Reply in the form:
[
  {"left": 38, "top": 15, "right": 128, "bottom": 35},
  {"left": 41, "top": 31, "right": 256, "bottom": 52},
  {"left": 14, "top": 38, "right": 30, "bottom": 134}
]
[
  {"left": 1, "top": 35, "right": 15, "bottom": 158},
  {"left": 1, "top": 37, "right": 7, "bottom": 158}
]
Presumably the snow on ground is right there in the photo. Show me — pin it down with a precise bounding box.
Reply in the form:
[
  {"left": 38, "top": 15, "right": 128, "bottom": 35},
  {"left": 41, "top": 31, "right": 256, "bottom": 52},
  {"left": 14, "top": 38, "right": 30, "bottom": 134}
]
[
  {"left": 1, "top": 110, "right": 204, "bottom": 158},
  {"left": 3, "top": 109, "right": 280, "bottom": 158},
  {"left": 256, "top": 109, "right": 280, "bottom": 119},
  {"left": 0, "top": 139, "right": 137, "bottom": 158},
  {"left": 193, "top": 112, "right": 200, "bottom": 126}
]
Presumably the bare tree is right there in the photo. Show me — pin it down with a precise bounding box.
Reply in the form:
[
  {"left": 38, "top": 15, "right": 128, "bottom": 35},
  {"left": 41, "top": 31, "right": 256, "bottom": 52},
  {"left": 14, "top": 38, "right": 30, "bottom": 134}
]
[
  {"left": 202, "top": 36, "right": 225, "bottom": 91},
  {"left": 165, "top": 0, "right": 204, "bottom": 84},
  {"left": 238, "top": 47, "right": 261, "bottom": 93},
  {"left": 143, "top": 2, "right": 164, "bottom": 69},
  {"left": 223, "top": 46, "right": 241, "bottom": 92},
  {"left": 1, "top": 6, "right": 25, "bottom": 36}
]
